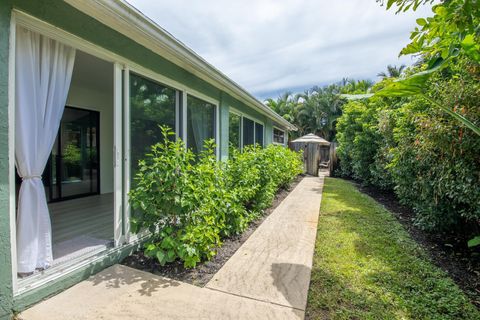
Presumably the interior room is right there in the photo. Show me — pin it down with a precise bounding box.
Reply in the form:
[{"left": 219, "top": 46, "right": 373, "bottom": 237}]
[{"left": 16, "top": 49, "right": 115, "bottom": 275}]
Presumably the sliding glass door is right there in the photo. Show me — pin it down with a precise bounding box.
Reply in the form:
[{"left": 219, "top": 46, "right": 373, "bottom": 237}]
[
  {"left": 129, "top": 73, "right": 177, "bottom": 182},
  {"left": 43, "top": 106, "right": 100, "bottom": 202}
]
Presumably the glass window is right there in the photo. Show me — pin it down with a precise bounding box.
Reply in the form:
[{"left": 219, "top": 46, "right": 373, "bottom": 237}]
[
  {"left": 187, "top": 95, "right": 216, "bottom": 154},
  {"left": 41, "top": 107, "right": 100, "bottom": 201},
  {"left": 255, "top": 122, "right": 264, "bottom": 147},
  {"left": 273, "top": 128, "right": 285, "bottom": 144},
  {"left": 229, "top": 112, "right": 241, "bottom": 149},
  {"left": 242, "top": 117, "right": 255, "bottom": 147},
  {"left": 130, "top": 73, "right": 176, "bottom": 180}
]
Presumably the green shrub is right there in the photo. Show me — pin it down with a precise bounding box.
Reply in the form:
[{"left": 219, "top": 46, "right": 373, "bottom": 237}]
[
  {"left": 336, "top": 98, "right": 391, "bottom": 188},
  {"left": 389, "top": 85, "right": 480, "bottom": 231},
  {"left": 336, "top": 58, "right": 480, "bottom": 234},
  {"left": 129, "top": 127, "right": 303, "bottom": 268}
]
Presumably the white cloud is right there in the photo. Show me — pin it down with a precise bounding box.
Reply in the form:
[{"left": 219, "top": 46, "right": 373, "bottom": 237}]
[{"left": 127, "top": 0, "right": 432, "bottom": 99}]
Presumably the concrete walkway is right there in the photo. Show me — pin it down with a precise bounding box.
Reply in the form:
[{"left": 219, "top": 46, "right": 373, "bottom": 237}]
[{"left": 21, "top": 175, "right": 325, "bottom": 320}]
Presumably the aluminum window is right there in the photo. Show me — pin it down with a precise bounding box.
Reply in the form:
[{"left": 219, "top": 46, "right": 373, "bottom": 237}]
[
  {"left": 229, "top": 112, "right": 241, "bottom": 149},
  {"left": 273, "top": 128, "right": 286, "bottom": 144},
  {"left": 255, "top": 122, "right": 264, "bottom": 147},
  {"left": 130, "top": 73, "right": 177, "bottom": 181},
  {"left": 186, "top": 95, "right": 216, "bottom": 154}
]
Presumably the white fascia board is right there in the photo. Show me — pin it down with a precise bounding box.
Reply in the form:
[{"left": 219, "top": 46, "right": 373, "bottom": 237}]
[{"left": 63, "top": 0, "right": 296, "bottom": 131}]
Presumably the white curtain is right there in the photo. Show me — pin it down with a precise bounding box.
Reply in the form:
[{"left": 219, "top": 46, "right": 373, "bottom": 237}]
[
  {"left": 15, "top": 26, "right": 76, "bottom": 273},
  {"left": 190, "top": 104, "right": 214, "bottom": 153}
]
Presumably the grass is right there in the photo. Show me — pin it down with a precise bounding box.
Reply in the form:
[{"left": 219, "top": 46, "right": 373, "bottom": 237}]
[{"left": 306, "top": 177, "right": 480, "bottom": 320}]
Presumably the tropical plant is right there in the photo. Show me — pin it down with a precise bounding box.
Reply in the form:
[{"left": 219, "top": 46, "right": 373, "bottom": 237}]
[
  {"left": 336, "top": 55, "right": 480, "bottom": 235},
  {"left": 375, "top": 0, "right": 480, "bottom": 136},
  {"left": 129, "top": 127, "right": 303, "bottom": 268},
  {"left": 376, "top": 0, "right": 434, "bottom": 13},
  {"left": 265, "top": 79, "right": 373, "bottom": 141},
  {"left": 264, "top": 91, "right": 297, "bottom": 124},
  {"left": 377, "top": 64, "right": 406, "bottom": 78},
  {"left": 374, "top": 60, "right": 480, "bottom": 136},
  {"left": 384, "top": 0, "right": 480, "bottom": 65}
]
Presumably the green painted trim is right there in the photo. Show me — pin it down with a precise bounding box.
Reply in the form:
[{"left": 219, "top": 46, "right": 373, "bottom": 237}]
[
  {"left": 13, "top": 0, "right": 220, "bottom": 103},
  {"left": 219, "top": 94, "right": 230, "bottom": 161},
  {"left": 13, "top": 240, "right": 143, "bottom": 313},
  {"left": 264, "top": 119, "right": 273, "bottom": 146},
  {"left": 0, "top": 1, "right": 13, "bottom": 319},
  {"left": 11, "top": 0, "right": 282, "bottom": 162},
  {"left": 0, "top": 1, "right": 280, "bottom": 317}
]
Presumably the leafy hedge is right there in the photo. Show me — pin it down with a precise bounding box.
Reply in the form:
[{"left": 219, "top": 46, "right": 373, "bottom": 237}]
[
  {"left": 129, "top": 127, "right": 303, "bottom": 267},
  {"left": 336, "top": 57, "right": 480, "bottom": 234}
]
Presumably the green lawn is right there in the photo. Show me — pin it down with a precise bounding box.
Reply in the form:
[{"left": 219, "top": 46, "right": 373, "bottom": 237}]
[{"left": 306, "top": 177, "right": 479, "bottom": 320}]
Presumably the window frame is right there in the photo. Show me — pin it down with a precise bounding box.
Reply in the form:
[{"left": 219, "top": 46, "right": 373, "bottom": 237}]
[
  {"left": 11, "top": 12, "right": 129, "bottom": 295},
  {"left": 184, "top": 93, "right": 219, "bottom": 157},
  {"left": 9, "top": 10, "right": 221, "bottom": 295},
  {"left": 128, "top": 71, "right": 179, "bottom": 193},
  {"left": 230, "top": 107, "right": 265, "bottom": 151},
  {"left": 129, "top": 71, "right": 180, "bottom": 137},
  {"left": 45, "top": 105, "right": 101, "bottom": 202},
  {"left": 228, "top": 110, "right": 242, "bottom": 150},
  {"left": 254, "top": 121, "right": 265, "bottom": 147},
  {"left": 272, "top": 126, "right": 287, "bottom": 146}
]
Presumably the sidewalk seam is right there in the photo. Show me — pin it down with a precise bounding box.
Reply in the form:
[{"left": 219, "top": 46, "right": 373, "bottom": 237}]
[{"left": 204, "top": 285, "right": 305, "bottom": 312}]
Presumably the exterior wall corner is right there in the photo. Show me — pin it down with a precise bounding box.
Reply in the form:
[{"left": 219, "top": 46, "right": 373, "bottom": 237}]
[
  {"left": 0, "top": 1, "right": 14, "bottom": 319},
  {"left": 219, "top": 93, "right": 229, "bottom": 161}
]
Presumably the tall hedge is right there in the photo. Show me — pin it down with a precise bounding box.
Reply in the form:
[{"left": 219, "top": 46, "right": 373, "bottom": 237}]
[
  {"left": 336, "top": 58, "right": 480, "bottom": 234},
  {"left": 128, "top": 127, "right": 304, "bottom": 267}
]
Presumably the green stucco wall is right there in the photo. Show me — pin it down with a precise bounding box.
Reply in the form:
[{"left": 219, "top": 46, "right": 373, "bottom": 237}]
[
  {"left": 0, "top": 0, "right": 282, "bottom": 317},
  {"left": 219, "top": 94, "right": 230, "bottom": 161},
  {"left": 264, "top": 120, "right": 274, "bottom": 146},
  {"left": 9, "top": 0, "right": 276, "bottom": 160},
  {"left": 0, "top": 2, "right": 12, "bottom": 319}
]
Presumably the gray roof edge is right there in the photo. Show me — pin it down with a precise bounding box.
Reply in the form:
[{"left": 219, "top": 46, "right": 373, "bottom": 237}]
[{"left": 65, "top": 0, "right": 297, "bottom": 131}]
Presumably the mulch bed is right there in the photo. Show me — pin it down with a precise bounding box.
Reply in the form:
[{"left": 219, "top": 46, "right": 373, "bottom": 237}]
[
  {"left": 354, "top": 182, "right": 480, "bottom": 307},
  {"left": 121, "top": 174, "right": 304, "bottom": 287}
]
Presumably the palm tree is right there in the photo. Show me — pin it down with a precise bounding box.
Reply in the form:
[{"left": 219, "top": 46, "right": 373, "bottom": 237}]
[
  {"left": 355, "top": 79, "right": 375, "bottom": 93},
  {"left": 377, "top": 64, "right": 406, "bottom": 78},
  {"left": 295, "top": 85, "right": 345, "bottom": 140},
  {"left": 265, "top": 92, "right": 299, "bottom": 136},
  {"left": 265, "top": 92, "right": 296, "bottom": 122},
  {"left": 265, "top": 79, "right": 373, "bottom": 141}
]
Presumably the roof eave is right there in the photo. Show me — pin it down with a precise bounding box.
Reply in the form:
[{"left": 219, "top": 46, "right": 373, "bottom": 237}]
[{"left": 64, "top": 0, "right": 297, "bottom": 131}]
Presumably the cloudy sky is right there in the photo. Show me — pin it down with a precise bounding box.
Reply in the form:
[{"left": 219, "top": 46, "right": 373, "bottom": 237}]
[{"left": 127, "top": 0, "right": 433, "bottom": 100}]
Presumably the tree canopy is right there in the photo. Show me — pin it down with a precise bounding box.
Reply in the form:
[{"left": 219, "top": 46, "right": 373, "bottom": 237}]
[{"left": 265, "top": 79, "right": 373, "bottom": 141}]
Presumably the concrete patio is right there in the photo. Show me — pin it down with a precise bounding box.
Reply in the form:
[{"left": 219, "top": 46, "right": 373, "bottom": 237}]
[{"left": 20, "top": 175, "right": 325, "bottom": 320}]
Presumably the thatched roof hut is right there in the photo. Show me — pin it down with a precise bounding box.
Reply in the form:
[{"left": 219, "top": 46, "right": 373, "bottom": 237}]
[
  {"left": 291, "top": 133, "right": 330, "bottom": 146},
  {"left": 290, "top": 134, "right": 331, "bottom": 176}
]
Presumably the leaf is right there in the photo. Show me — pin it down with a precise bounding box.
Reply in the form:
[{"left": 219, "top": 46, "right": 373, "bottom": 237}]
[
  {"left": 422, "top": 95, "right": 480, "bottom": 137},
  {"left": 461, "top": 34, "right": 480, "bottom": 63},
  {"left": 156, "top": 250, "right": 166, "bottom": 265},
  {"left": 386, "top": 0, "right": 396, "bottom": 10},
  {"left": 468, "top": 236, "right": 480, "bottom": 248},
  {"left": 375, "top": 63, "right": 444, "bottom": 97},
  {"left": 427, "top": 56, "right": 444, "bottom": 69},
  {"left": 400, "top": 40, "right": 423, "bottom": 56},
  {"left": 416, "top": 18, "right": 427, "bottom": 26},
  {"left": 167, "top": 250, "right": 176, "bottom": 262},
  {"left": 434, "top": 6, "right": 447, "bottom": 17}
]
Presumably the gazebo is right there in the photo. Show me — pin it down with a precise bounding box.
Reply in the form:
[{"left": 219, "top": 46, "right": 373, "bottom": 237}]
[{"left": 290, "top": 133, "right": 331, "bottom": 176}]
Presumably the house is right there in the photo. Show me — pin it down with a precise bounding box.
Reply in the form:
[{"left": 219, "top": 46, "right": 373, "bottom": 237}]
[{"left": 0, "top": 1, "right": 295, "bottom": 318}]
